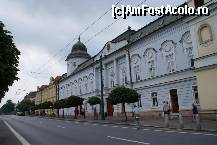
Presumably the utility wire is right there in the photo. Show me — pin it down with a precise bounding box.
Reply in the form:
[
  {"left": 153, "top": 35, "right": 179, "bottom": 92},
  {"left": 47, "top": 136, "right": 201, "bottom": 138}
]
[{"left": 31, "top": 0, "right": 124, "bottom": 78}]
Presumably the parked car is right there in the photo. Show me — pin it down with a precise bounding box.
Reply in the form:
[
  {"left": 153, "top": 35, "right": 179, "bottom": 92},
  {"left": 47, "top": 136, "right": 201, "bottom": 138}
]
[{"left": 16, "top": 112, "right": 25, "bottom": 116}]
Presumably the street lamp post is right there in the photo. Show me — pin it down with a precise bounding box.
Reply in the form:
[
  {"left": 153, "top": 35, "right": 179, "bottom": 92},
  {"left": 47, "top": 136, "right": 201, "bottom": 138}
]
[{"left": 100, "top": 55, "right": 105, "bottom": 120}]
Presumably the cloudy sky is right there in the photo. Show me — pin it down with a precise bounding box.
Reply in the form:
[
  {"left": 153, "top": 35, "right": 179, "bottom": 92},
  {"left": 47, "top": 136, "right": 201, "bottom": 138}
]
[{"left": 0, "top": 0, "right": 185, "bottom": 106}]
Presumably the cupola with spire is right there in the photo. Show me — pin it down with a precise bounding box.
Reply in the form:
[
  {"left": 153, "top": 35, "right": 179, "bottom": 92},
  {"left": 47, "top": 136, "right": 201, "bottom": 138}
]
[{"left": 66, "top": 37, "right": 91, "bottom": 76}]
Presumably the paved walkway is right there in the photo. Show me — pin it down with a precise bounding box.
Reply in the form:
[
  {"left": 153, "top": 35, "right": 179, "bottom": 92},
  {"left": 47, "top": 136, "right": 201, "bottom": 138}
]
[{"left": 40, "top": 114, "right": 217, "bottom": 132}]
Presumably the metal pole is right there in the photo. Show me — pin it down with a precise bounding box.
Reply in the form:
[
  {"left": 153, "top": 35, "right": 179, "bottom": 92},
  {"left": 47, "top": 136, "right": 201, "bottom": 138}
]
[{"left": 100, "top": 55, "right": 105, "bottom": 120}]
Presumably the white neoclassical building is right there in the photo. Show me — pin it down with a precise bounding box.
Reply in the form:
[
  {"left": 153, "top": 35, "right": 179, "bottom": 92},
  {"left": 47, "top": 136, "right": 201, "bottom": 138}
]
[{"left": 58, "top": 0, "right": 216, "bottom": 117}]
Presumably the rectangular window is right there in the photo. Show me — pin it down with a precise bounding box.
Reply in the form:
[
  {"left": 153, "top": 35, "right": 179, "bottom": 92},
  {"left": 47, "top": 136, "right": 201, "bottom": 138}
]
[
  {"left": 151, "top": 92, "right": 158, "bottom": 107},
  {"left": 193, "top": 86, "right": 199, "bottom": 104}
]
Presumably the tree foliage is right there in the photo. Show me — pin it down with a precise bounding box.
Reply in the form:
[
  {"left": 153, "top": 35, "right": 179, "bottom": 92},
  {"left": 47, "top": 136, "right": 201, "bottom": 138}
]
[
  {"left": 54, "top": 99, "right": 66, "bottom": 109},
  {"left": 87, "top": 96, "right": 100, "bottom": 106},
  {"left": 16, "top": 99, "right": 35, "bottom": 112},
  {"left": 66, "top": 96, "right": 84, "bottom": 108},
  {"left": 108, "top": 87, "right": 139, "bottom": 105},
  {"left": 0, "top": 21, "right": 20, "bottom": 102},
  {"left": 108, "top": 87, "right": 139, "bottom": 121},
  {"left": 0, "top": 100, "right": 15, "bottom": 114},
  {"left": 38, "top": 101, "right": 53, "bottom": 109}
]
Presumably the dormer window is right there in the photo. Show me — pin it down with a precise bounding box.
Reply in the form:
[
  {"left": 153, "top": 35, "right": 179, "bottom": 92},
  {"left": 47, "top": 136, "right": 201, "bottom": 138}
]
[
  {"left": 107, "top": 43, "right": 111, "bottom": 51},
  {"left": 73, "top": 62, "right": 77, "bottom": 67}
]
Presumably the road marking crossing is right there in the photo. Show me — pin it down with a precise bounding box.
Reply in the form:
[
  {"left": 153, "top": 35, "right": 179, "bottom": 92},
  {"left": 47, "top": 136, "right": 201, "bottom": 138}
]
[
  {"left": 107, "top": 136, "right": 150, "bottom": 145},
  {"left": 4, "top": 121, "right": 31, "bottom": 145}
]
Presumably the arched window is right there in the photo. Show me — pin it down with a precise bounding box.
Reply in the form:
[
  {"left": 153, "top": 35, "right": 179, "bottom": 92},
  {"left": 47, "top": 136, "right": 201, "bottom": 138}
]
[
  {"left": 131, "top": 54, "right": 141, "bottom": 82},
  {"left": 198, "top": 24, "right": 213, "bottom": 44},
  {"left": 160, "top": 40, "right": 176, "bottom": 73},
  {"left": 144, "top": 48, "right": 157, "bottom": 77}
]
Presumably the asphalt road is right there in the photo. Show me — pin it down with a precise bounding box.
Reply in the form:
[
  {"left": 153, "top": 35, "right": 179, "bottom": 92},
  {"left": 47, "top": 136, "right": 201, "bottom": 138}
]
[{"left": 0, "top": 115, "right": 217, "bottom": 145}]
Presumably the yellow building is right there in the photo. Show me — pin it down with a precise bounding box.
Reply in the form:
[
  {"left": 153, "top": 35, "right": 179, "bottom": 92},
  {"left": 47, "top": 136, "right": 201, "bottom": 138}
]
[
  {"left": 35, "top": 76, "right": 62, "bottom": 116},
  {"left": 189, "top": 0, "right": 217, "bottom": 118}
]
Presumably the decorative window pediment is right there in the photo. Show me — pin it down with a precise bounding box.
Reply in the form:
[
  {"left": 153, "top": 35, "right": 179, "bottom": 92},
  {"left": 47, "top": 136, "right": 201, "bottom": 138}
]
[{"left": 198, "top": 23, "right": 213, "bottom": 45}]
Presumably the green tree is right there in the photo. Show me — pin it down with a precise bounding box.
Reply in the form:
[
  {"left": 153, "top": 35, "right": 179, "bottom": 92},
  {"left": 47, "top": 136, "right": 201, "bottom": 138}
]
[
  {"left": 0, "top": 21, "right": 20, "bottom": 102},
  {"left": 66, "top": 96, "right": 84, "bottom": 108},
  {"left": 0, "top": 100, "right": 15, "bottom": 114},
  {"left": 87, "top": 96, "right": 100, "bottom": 106},
  {"left": 16, "top": 99, "right": 35, "bottom": 113},
  {"left": 108, "top": 87, "right": 139, "bottom": 121},
  {"left": 54, "top": 99, "right": 66, "bottom": 118}
]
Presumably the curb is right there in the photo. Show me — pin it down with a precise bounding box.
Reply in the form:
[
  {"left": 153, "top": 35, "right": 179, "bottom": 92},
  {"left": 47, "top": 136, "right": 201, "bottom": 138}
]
[{"left": 32, "top": 116, "right": 217, "bottom": 133}]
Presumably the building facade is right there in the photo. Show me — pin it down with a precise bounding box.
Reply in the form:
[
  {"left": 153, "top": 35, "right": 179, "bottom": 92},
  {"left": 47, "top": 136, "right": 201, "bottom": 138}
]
[
  {"left": 189, "top": 0, "right": 217, "bottom": 118},
  {"left": 35, "top": 76, "right": 61, "bottom": 115},
  {"left": 24, "top": 91, "right": 36, "bottom": 103},
  {"left": 58, "top": 0, "right": 217, "bottom": 117}
]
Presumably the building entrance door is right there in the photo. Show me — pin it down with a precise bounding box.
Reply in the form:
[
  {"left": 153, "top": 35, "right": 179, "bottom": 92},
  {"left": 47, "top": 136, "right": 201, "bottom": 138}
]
[
  {"left": 170, "top": 89, "right": 179, "bottom": 113},
  {"left": 107, "top": 102, "right": 114, "bottom": 116}
]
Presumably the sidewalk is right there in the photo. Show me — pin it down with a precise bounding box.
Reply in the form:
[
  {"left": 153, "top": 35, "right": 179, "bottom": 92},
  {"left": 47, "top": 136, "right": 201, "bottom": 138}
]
[{"left": 37, "top": 114, "right": 217, "bottom": 132}]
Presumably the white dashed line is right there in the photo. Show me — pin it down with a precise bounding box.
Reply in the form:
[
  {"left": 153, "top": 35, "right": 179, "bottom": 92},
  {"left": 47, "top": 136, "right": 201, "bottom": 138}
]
[
  {"left": 93, "top": 124, "right": 98, "bottom": 126},
  {"left": 203, "top": 133, "right": 217, "bottom": 137},
  {"left": 112, "top": 125, "right": 118, "bottom": 128},
  {"left": 191, "top": 132, "right": 202, "bottom": 135},
  {"left": 122, "top": 127, "right": 129, "bottom": 129},
  {"left": 107, "top": 136, "right": 150, "bottom": 145},
  {"left": 102, "top": 124, "right": 108, "bottom": 127},
  {"left": 178, "top": 132, "right": 187, "bottom": 134},
  {"left": 165, "top": 130, "right": 176, "bottom": 133},
  {"left": 132, "top": 128, "right": 138, "bottom": 130},
  {"left": 143, "top": 129, "right": 150, "bottom": 131},
  {"left": 154, "top": 130, "right": 163, "bottom": 132}
]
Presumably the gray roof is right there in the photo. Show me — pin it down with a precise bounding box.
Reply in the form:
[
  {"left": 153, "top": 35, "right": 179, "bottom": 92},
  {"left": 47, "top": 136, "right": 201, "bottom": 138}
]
[{"left": 66, "top": 38, "right": 91, "bottom": 60}]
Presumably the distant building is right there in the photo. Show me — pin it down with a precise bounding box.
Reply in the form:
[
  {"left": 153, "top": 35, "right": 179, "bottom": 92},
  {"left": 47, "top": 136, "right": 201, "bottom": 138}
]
[
  {"left": 58, "top": 0, "right": 217, "bottom": 118},
  {"left": 35, "top": 76, "right": 62, "bottom": 115},
  {"left": 24, "top": 91, "right": 36, "bottom": 103}
]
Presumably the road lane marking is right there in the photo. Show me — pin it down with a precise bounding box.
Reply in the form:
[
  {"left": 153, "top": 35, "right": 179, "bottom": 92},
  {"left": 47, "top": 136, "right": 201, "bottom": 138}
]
[
  {"left": 107, "top": 136, "right": 150, "bottom": 145},
  {"left": 191, "top": 132, "right": 202, "bottom": 135},
  {"left": 4, "top": 121, "right": 31, "bottom": 145},
  {"left": 112, "top": 125, "right": 118, "bottom": 128},
  {"left": 102, "top": 124, "right": 108, "bottom": 126},
  {"left": 165, "top": 130, "right": 176, "bottom": 133},
  {"left": 143, "top": 129, "right": 150, "bottom": 131},
  {"left": 203, "top": 133, "right": 217, "bottom": 137},
  {"left": 121, "top": 126, "right": 128, "bottom": 129},
  {"left": 154, "top": 129, "right": 162, "bottom": 132},
  {"left": 178, "top": 131, "right": 187, "bottom": 134},
  {"left": 93, "top": 124, "right": 98, "bottom": 126}
]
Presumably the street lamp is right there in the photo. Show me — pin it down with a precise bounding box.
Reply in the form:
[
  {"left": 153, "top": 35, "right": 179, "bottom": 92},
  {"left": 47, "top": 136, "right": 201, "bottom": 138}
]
[{"left": 99, "top": 55, "right": 105, "bottom": 120}]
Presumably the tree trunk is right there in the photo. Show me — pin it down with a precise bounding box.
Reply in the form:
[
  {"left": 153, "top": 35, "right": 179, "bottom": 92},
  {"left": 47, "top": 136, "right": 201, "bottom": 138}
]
[
  {"left": 57, "top": 109, "right": 59, "bottom": 118},
  {"left": 62, "top": 108, "right": 64, "bottom": 118},
  {"left": 122, "top": 103, "right": 127, "bottom": 121}
]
